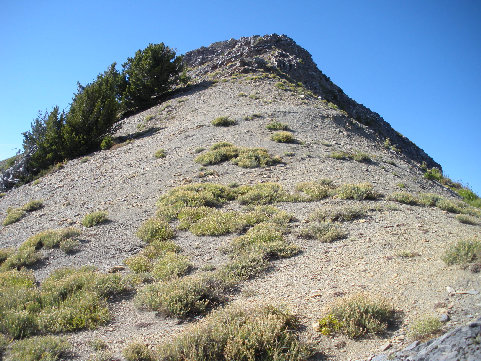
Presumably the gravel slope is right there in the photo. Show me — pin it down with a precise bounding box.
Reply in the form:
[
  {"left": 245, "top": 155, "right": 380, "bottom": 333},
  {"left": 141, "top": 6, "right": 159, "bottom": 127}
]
[{"left": 0, "top": 76, "right": 480, "bottom": 360}]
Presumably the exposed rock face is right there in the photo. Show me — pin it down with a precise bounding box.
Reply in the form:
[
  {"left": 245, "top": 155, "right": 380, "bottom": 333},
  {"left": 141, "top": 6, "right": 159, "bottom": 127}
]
[
  {"left": 372, "top": 317, "right": 481, "bottom": 361},
  {"left": 0, "top": 153, "right": 30, "bottom": 192},
  {"left": 184, "top": 34, "right": 440, "bottom": 170}
]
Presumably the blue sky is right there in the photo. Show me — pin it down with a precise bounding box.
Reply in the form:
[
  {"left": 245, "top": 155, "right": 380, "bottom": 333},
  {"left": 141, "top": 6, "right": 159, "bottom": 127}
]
[{"left": 1, "top": 0, "right": 480, "bottom": 194}]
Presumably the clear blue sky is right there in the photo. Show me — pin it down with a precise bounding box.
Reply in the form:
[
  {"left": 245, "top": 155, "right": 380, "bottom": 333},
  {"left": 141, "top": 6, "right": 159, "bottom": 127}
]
[{"left": 1, "top": 0, "right": 480, "bottom": 195}]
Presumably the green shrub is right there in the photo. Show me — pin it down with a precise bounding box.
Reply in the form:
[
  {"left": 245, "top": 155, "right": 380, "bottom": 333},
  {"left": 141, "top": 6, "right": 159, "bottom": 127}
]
[
  {"left": 443, "top": 239, "right": 481, "bottom": 265},
  {"left": 5, "top": 336, "right": 70, "bottom": 361},
  {"left": 135, "top": 272, "right": 227, "bottom": 318},
  {"left": 2, "top": 208, "right": 26, "bottom": 226},
  {"left": 456, "top": 214, "right": 478, "bottom": 225},
  {"left": 0, "top": 248, "right": 14, "bottom": 265},
  {"left": 328, "top": 151, "right": 351, "bottom": 160},
  {"left": 352, "top": 152, "right": 372, "bottom": 162},
  {"left": 82, "top": 211, "right": 108, "bottom": 227},
  {"left": 409, "top": 316, "right": 442, "bottom": 340},
  {"left": 424, "top": 167, "right": 443, "bottom": 182},
  {"left": 236, "top": 183, "right": 290, "bottom": 205},
  {"left": 310, "top": 207, "right": 365, "bottom": 222},
  {"left": 157, "top": 304, "right": 311, "bottom": 361},
  {"left": 123, "top": 342, "right": 155, "bottom": 361},
  {"left": 195, "top": 143, "right": 280, "bottom": 168},
  {"left": 295, "top": 180, "right": 334, "bottom": 200},
  {"left": 22, "top": 200, "right": 44, "bottom": 212},
  {"left": 151, "top": 252, "right": 192, "bottom": 281},
  {"left": 189, "top": 210, "right": 244, "bottom": 236},
  {"left": 20, "top": 228, "right": 80, "bottom": 251},
  {"left": 266, "top": 121, "right": 289, "bottom": 131},
  {"left": 1, "top": 247, "right": 40, "bottom": 270},
  {"left": 271, "top": 131, "right": 296, "bottom": 143},
  {"left": 336, "top": 183, "right": 378, "bottom": 200},
  {"left": 100, "top": 136, "right": 114, "bottom": 150},
  {"left": 0, "top": 193, "right": 6, "bottom": 198},
  {"left": 125, "top": 254, "right": 152, "bottom": 274},
  {"left": 418, "top": 193, "right": 442, "bottom": 207},
  {"left": 211, "top": 116, "right": 236, "bottom": 127},
  {"left": 318, "top": 294, "right": 395, "bottom": 338},
  {"left": 232, "top": 148, "right": 281, "bottom": 168},
  {"left": 136, "top": 218, "right": 175, "bottom": 243},
  {"left": 59, "top": 238, "right": 80, "bottom": 254},
  {"left": 300, "top": 222, "right": 347, "bottom": 242},
  {"left": 154, "top": 149, "right": 166, "bottom": 158},
  {"left": 229, "top": 223, "right": 299, "bottom": 260},
  {"left": 389, "top": 192, "right": 419, "bottom": 205}
]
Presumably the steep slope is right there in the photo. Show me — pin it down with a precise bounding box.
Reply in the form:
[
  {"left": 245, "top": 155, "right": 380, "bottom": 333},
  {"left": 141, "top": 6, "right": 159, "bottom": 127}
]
[{"left": 0, "top": 35, "right": 480, "bottom": 360}]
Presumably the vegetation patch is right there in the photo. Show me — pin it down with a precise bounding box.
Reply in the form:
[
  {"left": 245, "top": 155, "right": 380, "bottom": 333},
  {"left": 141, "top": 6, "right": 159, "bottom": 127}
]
[
  {"left": 443, "top": 239, "right": 481, "bottom": 266},
  {"left": 5, "top": 335, "right": 71, "bottom": 361},
  {"left": 456, "top": 214, "right": 479, "bottom": 225},
  {"left": 271, "top": 131, "right": 296, "bottom": 143},
  {"left": 157, "top": 304, "right": 311, "bottom": 361},
  {"left": 82, "top": 211, "right": 108, "bottom": 227},
  {"left": 154, "top": 148, "right": 166, "bottom": 158},
  {"left": 266, "top": 121, "right": 289, "bottom": 131},
  {"left": 328, "top": 151, "right": 372, "bottom": 163},
  {"left": 295, "top": 180, "right": 335, "bottom": 201},
  {"left": 136, "top": 218, "right": 175, "bottom": 243},
  {"left": 336, "top": 183, "right": 378, "bottom": 200},
  {"left": 0, "top": 267, "right": 131, "bottom": 339},
  {"left": 2, "top": 200, "right": 43, "bottom": 226},
  {"left": 310, "top": 207, "right": 366, "bottom": 222},
  {"left": 318, "top": 294, "right": 395, "bottom": 338},
  {"left": 123, "top": 342, "right": 156, "bottom": 361},
  {"left": 300, "top": 222, "right": 347, "bottom": 243},
  {"left": 236, "top": 183, "right": 292, "bottom": 205},
  {"left": 211, "top": 116, "right": 236, "bottom": 127},
  {"left": 195, "top": 142, "right": 281, "bottom": 168},
  {"left": 408, "top": 316, "right": 442, "bottom": 340}
]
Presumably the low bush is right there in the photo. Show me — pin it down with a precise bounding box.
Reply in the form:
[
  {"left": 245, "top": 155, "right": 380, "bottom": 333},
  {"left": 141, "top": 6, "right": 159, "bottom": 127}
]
[
  {"left": 136, "top": 218, "right": 175, "bottom": 243},
  {"left": 389, "top": 192, "right": 419, "bottom": 205},
  {"left": 123, "top": 342, "right": 155, "bottom": 361},
  {"left": 157, "top": 304, "right": 311, "bottom": 361},
  {"left": 154, "top": 149, "right": 166, "bottom": 159},
  {"left": 211, "top": 116, "right": 236, "bottom": 127},
  {"left": 328, "top": 151, "right": 371, "bottom": 163},
  {"left": 300, "top": 222, "right": 347, "bottom": 243},
  {"left": 443, "top": 239, "right": 481, "bottom": 265},
  {"left": 100, "top": 136, "right": 114, "bottom": 150},
  {"left": 82, "top": 211, "right": 108, "bottom": 227},
  {"left": 266, "top": 121, "right": 289, "bottom": 131},
  {"left": 2, "top": 208, "right": 26, "bottom": 226},
  {"left": 295, "top": 180, "right": 334, "bottom": 201},
  {"left": 236, "top": 183, "right": 291, "bottom": 205},
  {"left": 310, "top": 207, "right": 366, "bottom": 222},
  {"left": 271, "top": 131, "right": 296, "bottom": 143},
  {"left": 409, "top": 316, "right": 442, "bottom": 340},
  {"left": 456, "top": 214, "right": 478, "bottom": 225},
  {"left": 336, "top": 183, "right": 378, "bottom": 200},
  {"left": 5, "top": 336, "right": 71, "bottom": 361},
  {"left": 151, "top": 252, "right": 192, "bottom": 281},
  {"left": 318, "top": 294, "right": 395, "bottom": 338}
]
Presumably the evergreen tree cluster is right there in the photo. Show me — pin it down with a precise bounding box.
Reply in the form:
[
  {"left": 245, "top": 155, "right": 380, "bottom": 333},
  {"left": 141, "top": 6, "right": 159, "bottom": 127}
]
[{"left": 22, "top": 43, "right": 184, "bottom": 175}]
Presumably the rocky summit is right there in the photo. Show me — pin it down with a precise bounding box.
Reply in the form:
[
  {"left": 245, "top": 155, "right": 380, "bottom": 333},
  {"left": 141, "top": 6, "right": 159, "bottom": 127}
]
[{"left": 0, "top": 34, "right": 480, "bottom": 361}]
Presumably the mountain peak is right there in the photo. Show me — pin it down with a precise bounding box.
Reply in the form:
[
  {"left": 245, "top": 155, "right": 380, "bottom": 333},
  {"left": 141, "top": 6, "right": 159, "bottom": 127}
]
[{"left": 185, "top": 34, "right": 440, "bottom": 170}]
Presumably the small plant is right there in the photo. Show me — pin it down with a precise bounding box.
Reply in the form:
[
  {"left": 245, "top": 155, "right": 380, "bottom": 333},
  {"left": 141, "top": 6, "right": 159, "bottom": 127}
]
[
  {"left": 0, "top": 192, "right": 6, "bottom": 198},
  {"left": 389, "top": 192, "right": 419, "bottom": 205},
  {"left": 100, "top": 136, "right": 114, "bottom": 150},
  {"left": 397, "top": 183, "right": 406, "bottom": 189},
  {"left": 397, "top": 251, "right": 419, "bottom": 258},
  {"left": 424, "top": 167, "right": 443, "bottom": 182},
  {"left": 2, "top": 208, "right": 26, "bottom": 226},
  {"left": 237, "top": 92, "right": 247, "bottom": 97},
  {"left": 123, "top": 342, "right": 155, "bottom": 361},
  {"left": 456, "top": 214, "right": 478, "bottom": 225},
  {"left": 157, "top": 304, "right": 311, "bottom": 361},
  {"left": 310, "top": 207, "right": 366, "bottom": 222},
  {"left": 336, "top": 183, "right": 378, "bottom": 200},
  {"left": 271, "top": 131, "right": 296, "bottom": 143},
  {"left": 154, "top": 149, "right": 166, "bottom": 159},
  {"left": 318, "top": 294, "right": 395, "bottom": 338},
  {"left": 82, "top": 211, "right": 108, "bottom": 227},
  {"left": 5, "top": 336, "right": 71, "bottom": 361},
  {"left": 443, "top": 239, "right": 481, "bottom": 265},
  {"left": 266, "top": 121, "right": 289, "bottom": 131},
  {"left": 211, "top": 116, "right": 236, "bottom": 127},
  {"left": 409, "top": 316, "right": 442, "bottom": 340},
  {"left": 300, "top": 222, "right": 347, "bottom": 243},
  {"left": 236, "top": 183, "right": 291, "bottom": 205},
  {"left": 137, "top": 218, "right": 175, "bottom": 243},
  {"left": 151, "top": 252, "right": 192, "bottom": 281},
  {"left": 22, "top": 200, "right": 44, "bottom": 212},
  {"left": 295, "top": 180, "right": 334, "bottom": 201}
]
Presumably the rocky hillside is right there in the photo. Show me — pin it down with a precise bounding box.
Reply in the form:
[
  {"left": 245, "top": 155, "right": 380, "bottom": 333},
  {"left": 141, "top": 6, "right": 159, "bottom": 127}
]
[{"left": 0, "top": 35, "right": 480, "bottom": 361}]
